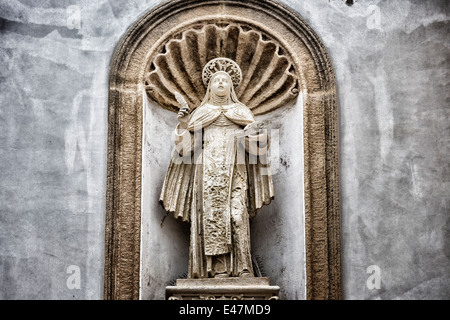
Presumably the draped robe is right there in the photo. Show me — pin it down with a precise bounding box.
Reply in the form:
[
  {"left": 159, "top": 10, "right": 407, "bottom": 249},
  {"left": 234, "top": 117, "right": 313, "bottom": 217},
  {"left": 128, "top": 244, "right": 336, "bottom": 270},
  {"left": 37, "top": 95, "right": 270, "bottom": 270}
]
[{"left": 159, "top": 102, "right": 274, "bottom": 278}]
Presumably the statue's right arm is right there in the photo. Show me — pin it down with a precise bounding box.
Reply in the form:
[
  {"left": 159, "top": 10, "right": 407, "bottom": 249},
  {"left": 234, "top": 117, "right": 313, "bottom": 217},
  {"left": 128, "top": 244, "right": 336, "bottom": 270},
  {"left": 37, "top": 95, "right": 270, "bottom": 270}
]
[
  {"left": 173, "top": 94, "right": 192, "bottom": 156},
  {"left": 174, "top": 123, "right": 194, "bottom": 156}
]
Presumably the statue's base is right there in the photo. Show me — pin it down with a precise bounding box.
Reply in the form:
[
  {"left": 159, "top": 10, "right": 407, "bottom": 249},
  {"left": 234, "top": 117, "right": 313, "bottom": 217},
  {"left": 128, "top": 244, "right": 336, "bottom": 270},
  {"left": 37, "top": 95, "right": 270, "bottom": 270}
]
[{"left": 166, "top": 277, "right": 280, "bottom": 300}]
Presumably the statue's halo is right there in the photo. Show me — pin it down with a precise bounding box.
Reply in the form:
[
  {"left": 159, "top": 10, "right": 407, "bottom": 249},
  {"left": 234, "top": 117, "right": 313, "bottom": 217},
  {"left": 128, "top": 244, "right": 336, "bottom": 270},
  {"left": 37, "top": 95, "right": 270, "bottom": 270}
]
[{"left": 202, "top": 57, "right": 242, "bottom": 88}]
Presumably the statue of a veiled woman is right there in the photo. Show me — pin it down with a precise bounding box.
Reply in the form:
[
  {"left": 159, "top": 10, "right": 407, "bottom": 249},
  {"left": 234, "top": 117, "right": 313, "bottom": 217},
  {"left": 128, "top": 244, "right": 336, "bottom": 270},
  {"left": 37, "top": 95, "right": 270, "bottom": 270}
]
[{"left": 160, "top": 58, "right": 274, "bottom": 279}]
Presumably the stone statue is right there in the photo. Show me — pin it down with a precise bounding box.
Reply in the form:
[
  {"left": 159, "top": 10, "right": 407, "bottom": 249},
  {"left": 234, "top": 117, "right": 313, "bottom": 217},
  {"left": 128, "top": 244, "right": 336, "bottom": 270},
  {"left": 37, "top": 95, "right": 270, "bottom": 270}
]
[{"left": 160, "top": 57, "right": 274, "bottom": 279}]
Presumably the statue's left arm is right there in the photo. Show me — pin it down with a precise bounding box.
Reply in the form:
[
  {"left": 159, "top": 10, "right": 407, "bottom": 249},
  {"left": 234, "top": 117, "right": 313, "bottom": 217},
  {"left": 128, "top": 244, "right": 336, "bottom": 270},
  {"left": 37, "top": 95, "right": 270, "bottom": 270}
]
[
  {"left": 244, "top": 129, "right": 270, "bottom": 158},
  {"left": 226, "top": 104, "right": 274, "bottom": 217}
]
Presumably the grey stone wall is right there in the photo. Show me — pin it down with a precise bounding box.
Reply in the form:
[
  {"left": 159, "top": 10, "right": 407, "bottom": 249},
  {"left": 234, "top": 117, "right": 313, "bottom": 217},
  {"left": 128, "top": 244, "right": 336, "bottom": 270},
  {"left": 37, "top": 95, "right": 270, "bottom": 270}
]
[{"left": 0, "top": 0, "right": 448, "bottom": 299}]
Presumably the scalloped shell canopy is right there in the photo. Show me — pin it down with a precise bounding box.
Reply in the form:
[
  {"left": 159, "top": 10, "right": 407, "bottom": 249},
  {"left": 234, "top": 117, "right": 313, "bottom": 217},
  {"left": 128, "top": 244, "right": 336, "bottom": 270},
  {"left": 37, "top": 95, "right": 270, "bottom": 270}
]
[{"left": 145, "top": 23, "right": 299, "bottom": 115}]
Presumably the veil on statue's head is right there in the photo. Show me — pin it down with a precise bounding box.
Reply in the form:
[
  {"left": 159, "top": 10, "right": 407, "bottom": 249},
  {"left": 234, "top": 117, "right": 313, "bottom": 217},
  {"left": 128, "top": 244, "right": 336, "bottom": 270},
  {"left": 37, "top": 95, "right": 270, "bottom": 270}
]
[
  {"left": 200, "top": 71, "right": 241, "bottom": 107},
  {"left": 200, "top": 57, "right": 243, "bottom": 107}
]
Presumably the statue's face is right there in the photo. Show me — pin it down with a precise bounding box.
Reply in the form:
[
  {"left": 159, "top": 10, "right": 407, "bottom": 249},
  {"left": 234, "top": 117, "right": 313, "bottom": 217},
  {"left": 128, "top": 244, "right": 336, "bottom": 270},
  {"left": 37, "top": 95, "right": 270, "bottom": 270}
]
[{"left": 210, "top": 73, "right": 232, "bottom": 97}]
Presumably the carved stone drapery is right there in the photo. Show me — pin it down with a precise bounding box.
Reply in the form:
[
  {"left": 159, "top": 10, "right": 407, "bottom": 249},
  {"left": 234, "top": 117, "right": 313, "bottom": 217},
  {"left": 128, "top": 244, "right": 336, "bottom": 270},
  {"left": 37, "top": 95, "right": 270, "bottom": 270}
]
[{"left": 105, "top": 0, "right": 341, "bottom": 300}]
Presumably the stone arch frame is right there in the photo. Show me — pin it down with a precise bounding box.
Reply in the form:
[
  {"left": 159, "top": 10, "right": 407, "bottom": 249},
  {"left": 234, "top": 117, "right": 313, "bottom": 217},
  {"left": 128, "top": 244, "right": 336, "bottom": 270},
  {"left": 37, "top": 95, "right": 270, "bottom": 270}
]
[{"left": 104, "top": 0, "right": 341, "bottom": 300}]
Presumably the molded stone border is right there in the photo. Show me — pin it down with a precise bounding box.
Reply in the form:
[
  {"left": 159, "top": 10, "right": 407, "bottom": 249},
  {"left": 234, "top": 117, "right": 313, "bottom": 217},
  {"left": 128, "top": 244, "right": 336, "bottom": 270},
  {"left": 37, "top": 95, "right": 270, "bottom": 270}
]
[{"left": 105, "top": 0, "right": 341, "bottom": 300}]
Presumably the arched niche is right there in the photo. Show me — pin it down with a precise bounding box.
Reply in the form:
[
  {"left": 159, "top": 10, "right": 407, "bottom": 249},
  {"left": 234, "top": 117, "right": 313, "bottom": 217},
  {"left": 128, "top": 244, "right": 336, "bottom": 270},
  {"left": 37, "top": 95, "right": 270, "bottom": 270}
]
[{"left": 104, "top": 0, "right": 341, "bottom": 300}]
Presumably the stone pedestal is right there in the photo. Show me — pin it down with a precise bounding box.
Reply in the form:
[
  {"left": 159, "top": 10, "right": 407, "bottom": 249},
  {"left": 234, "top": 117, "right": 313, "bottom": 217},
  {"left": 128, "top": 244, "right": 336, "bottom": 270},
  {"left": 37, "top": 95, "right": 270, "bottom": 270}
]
[{"left": 166, "top": 277, "right": 280, "bottom": 300}]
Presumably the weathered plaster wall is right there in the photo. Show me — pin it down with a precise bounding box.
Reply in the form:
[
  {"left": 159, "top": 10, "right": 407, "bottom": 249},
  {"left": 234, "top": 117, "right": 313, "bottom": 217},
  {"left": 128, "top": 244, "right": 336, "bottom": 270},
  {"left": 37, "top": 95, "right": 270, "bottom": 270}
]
[
  {"left": 250, "top": 96, "right": 306, "bottom": 300},
  {"left": 0, "top": 0, "right": 448, "bottom": 299},
  {"left": 291, "top": 0, "right": 450, "bottom": 299},
  {"left": 140, "top": 93, "right": 191, "bottom": 300}
]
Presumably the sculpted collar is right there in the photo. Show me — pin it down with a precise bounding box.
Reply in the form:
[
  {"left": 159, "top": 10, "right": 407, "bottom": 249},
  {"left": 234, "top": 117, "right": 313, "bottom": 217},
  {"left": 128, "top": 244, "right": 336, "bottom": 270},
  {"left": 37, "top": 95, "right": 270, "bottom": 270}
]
[{"left": 205, "top": 103, "right": 237, "bottom": 111}]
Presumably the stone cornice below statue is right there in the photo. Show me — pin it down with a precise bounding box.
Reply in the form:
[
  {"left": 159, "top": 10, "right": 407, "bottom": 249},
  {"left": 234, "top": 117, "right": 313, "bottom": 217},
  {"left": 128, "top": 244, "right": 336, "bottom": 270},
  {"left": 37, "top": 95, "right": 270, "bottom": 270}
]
[{"left": 166, "top": 278, "right": 280, "bottom": 300}]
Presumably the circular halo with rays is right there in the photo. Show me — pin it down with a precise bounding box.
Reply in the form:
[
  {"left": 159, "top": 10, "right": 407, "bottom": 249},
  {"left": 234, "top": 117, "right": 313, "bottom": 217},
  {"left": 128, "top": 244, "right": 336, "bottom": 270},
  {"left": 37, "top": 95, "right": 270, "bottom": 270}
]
[{"left": 202, "top": 57, "right": 242, "bottom": 88}]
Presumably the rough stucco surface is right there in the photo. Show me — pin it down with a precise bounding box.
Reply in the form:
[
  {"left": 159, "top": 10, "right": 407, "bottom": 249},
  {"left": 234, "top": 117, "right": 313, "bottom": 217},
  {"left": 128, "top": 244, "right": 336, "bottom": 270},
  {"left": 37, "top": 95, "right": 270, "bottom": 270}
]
[{"left": 0, "top": 0, "right": 448, "bottom": 299}]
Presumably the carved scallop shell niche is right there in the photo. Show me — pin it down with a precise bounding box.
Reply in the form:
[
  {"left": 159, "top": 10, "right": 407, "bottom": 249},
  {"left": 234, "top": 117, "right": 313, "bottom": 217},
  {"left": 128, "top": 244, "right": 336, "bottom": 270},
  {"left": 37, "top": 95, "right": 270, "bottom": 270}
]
[
  {"left": 144, "top": 23, "right": 300, "bottom": 115},
  {"left": 105, "top": 0, "right": 341, "bottom": 301}
]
